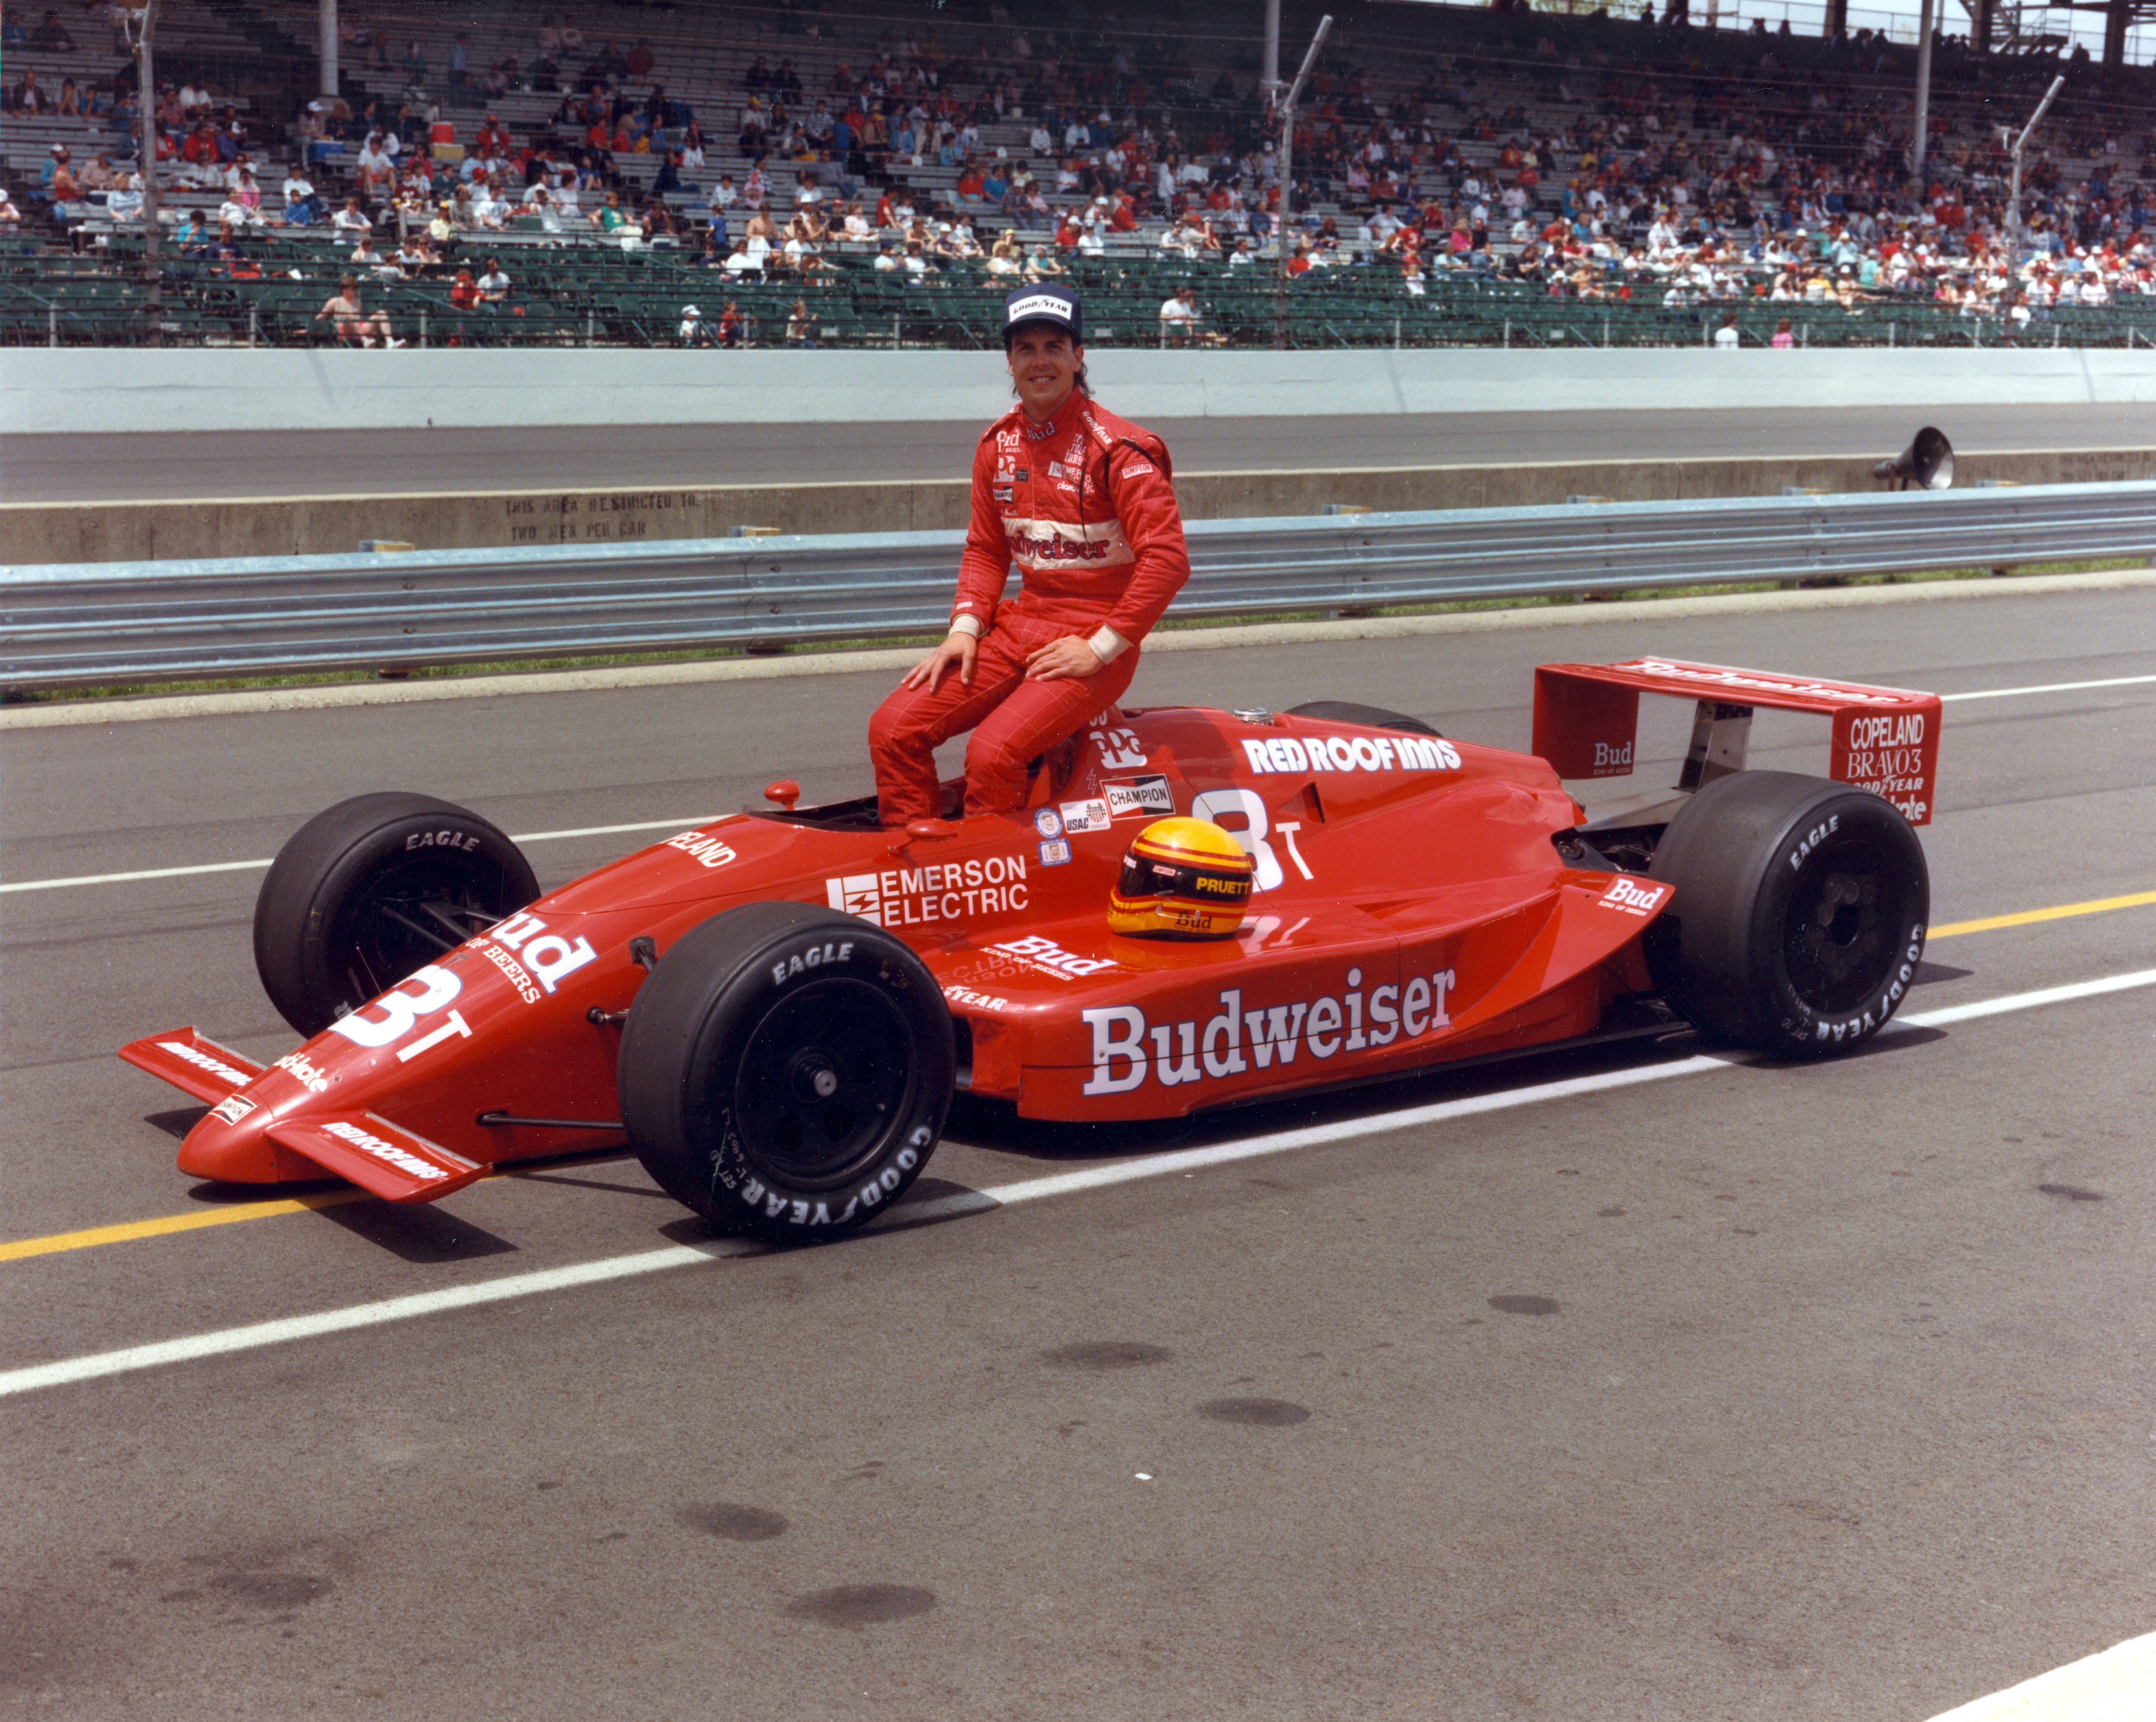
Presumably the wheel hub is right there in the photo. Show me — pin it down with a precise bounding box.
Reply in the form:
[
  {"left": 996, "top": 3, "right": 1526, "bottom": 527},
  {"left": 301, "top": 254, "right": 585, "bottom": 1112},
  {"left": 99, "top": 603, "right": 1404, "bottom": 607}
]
[
  {"left": 731, "top": 979, "right": 914, "bottom": 1185},
  {"left": 789, "top": 1052, "right": 841, "bottom": 1103},
  {"left": 1790, "top": 862, "right": 1891, "bottom": 1001}
]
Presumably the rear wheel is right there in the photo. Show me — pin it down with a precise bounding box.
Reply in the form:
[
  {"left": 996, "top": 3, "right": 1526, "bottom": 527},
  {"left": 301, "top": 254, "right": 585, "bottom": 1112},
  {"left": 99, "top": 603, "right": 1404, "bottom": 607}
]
[
  {"left": 617, "top": 902, "right": 954, "bottom": 1242},
  {"left": 1644, "top": 771, "right": 1928, "bottom": 1057},
  {"left": 1286, "top": 701, "right": 1442, "bottom": 737},
  {"left": 254, "top": 792, "right": 539, "bottom": 1037}
]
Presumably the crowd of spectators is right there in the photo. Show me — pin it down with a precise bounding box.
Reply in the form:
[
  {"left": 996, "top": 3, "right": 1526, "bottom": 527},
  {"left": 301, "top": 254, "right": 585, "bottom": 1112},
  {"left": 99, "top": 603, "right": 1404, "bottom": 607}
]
[{"left": 4, "top": 0, "right": 2152, "bottom": 341}]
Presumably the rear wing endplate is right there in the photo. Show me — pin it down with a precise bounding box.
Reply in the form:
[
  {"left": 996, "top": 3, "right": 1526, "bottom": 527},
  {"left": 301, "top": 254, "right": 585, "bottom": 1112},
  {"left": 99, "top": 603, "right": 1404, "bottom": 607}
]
[{"left": 1532, "top": 658, "right": 1941, "bottom": 825}]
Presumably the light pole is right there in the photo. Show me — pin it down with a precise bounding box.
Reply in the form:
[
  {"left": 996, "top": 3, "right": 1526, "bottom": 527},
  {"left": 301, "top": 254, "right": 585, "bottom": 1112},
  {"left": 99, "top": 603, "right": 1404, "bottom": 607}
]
[
  {"left": 1911, "top": 0, "right": 1934, "bottom": 184},
  {"left": 1272, "top": 13, "right": 1333, "bottom": 352},
  {"left": 1261, "top": 0, "right": 1281, "bottom": 110},
  {"left": 123, "top": 2, "right": 162, "bottom": 346},
  {"left": 2005, "top": 74, "right": 2066, "bottom": 267}
]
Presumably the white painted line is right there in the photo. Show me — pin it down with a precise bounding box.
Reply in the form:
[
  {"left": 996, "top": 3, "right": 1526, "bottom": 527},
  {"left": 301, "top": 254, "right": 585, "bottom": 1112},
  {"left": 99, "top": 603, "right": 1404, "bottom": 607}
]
[
  {"left": 1923, "top": 1628, "right": 2156, "bottom": 1721},
  {"left": 0, "top": 857, "right": 273, "bottom": 893},
  {"left": 1900, "top": 968, "right": 2156, "bottom": 1027},
  {"left": 509, "top": 815, "right": 720, "bottom": 845},
  {"left": 0, "top": 1245, "right": 745, "bottom": 1398},
  {"left": 0, "top": 1052, "right": 1727, "bottom": 1400},
  {"left": 899, "top": 1054, "right": 1734, "bottom": 1224},
  {"left": 5, "top": 566, "right": 2151, "bottom": 730},
  {"left": 9, "top": 654, "right": 2153, "bottom": 897},
  {"left": 1941, "top": 672, "right": 2156, "bottom": 702},
  {"left": 5, "top": 964, "right": 2153, "bottom": 1401},
  {"left": 0, "top": 816, "right": 717, "bottom": 896}
]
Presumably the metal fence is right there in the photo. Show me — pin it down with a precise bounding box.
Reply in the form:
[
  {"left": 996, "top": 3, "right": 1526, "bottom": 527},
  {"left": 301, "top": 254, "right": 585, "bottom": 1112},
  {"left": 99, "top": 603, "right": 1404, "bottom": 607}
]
[
  {"left": 10, "top": 249, "right": 2156, "bottom": 352},
  {"left": 5, "top": 480, "right": 2154, "bottom": 690}
]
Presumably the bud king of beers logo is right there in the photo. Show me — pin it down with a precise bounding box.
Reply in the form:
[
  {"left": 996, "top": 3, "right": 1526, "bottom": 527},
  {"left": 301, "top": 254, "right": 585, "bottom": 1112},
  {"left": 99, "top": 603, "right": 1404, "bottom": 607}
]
[
  {"left": 1597, "top": 876, "right": 1667, "bottom": 918},
  {"left": 1104, "top": 774, "right": 1176, "bottom": 818}
]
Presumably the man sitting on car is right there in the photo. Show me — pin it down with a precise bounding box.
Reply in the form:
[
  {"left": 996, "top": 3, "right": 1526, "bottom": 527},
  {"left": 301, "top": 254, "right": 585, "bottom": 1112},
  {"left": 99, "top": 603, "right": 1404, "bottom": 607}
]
[{"left": 867, "top": 286, "right": 1190, "bottom": 826}]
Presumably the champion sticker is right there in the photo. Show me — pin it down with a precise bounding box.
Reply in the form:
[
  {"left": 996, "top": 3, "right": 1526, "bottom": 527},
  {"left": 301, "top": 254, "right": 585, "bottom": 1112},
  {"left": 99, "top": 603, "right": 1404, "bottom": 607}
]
[
  {"left": 210, "top": 1094, "right": 257, "bottom": 1126},
  {"left": 1104, "top": 774, "right": 1176, "bottom": 818}
]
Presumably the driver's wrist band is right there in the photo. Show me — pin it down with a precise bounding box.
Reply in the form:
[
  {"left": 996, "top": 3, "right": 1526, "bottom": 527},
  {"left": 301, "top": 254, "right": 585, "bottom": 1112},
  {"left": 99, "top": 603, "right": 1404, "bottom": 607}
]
[
  {"left": 948, "top": 614, "right": 984, "bottom": 640},
  {"left": 1088, "top": 625, "right": 1130, "bottom": 663}
]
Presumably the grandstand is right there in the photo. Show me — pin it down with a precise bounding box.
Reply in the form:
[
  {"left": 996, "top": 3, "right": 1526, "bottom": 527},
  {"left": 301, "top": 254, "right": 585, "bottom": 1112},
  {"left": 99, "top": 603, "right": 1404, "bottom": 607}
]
[{"left": 1, "top": 0, "right": 2151, "bottom": 351}]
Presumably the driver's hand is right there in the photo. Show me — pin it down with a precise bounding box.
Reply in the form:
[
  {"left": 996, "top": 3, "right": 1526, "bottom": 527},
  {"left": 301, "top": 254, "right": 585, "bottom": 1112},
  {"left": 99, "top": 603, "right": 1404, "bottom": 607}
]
[
  {"left": 902, "top": 631, "right": 977, "bottom": 693},
  {"left": 1025, "top": 635, "right": 1106, "bottom": 683}
]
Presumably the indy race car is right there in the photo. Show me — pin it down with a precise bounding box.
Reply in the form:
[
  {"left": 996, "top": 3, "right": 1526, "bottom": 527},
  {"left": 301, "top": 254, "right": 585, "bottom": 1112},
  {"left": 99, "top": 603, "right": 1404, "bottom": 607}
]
[{"left": 121, "top": 658, "right": 1941, "bottom": 1244}]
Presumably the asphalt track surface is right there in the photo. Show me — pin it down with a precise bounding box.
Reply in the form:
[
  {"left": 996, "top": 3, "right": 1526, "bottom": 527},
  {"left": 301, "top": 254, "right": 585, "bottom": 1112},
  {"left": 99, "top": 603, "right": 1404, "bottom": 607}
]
[
  {"left": 4, "top": 402, "right": 2148, "bottom": 501},
  {"left": 3, "top": 588, "right": 2153, "bottom": 1720}
]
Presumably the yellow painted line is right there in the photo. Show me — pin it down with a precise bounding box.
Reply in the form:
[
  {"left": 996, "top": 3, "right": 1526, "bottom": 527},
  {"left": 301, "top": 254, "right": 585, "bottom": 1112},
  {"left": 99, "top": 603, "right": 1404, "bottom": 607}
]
[
  {"left": 0, "top": 1146, "right": 631, "bottom": 1265},
  {"left": 1930, "top": 890, "right": 2156, "bottom": 939},
  {"left": 0, "top": 1189, "right": 369, "bottom": 1263}
]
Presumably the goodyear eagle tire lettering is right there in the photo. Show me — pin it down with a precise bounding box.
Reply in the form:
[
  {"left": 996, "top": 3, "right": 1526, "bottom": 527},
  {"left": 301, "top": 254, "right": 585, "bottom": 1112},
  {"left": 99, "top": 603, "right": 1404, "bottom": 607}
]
[
  {"left": 1643, "top": 770, "right": 1929, "bottom": 1058},
  {"left": 617, "top": 901, "right": 954, "bottom": 1243},
  {"left": 255, "top": 792, "right": 539, "bottom": 1037}
]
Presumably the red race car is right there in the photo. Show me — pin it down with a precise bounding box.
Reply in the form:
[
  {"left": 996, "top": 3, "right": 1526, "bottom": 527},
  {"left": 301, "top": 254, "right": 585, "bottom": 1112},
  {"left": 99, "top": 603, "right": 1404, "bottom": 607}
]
[{"left": 121, "top": 659, "right": 1940, "bottom": 1242}]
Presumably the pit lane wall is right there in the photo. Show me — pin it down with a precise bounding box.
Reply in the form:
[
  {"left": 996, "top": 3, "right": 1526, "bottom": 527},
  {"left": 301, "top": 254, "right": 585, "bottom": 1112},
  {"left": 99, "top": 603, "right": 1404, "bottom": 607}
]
[
  {"left": 8, "top": 447, "right": 2155, "bottom": 566},
  {"left": 9, "top": 345, "right": 2153, "bottom": 435},
  {"left": 4, "top": 346, "right": 2152, "bottom": 564}
]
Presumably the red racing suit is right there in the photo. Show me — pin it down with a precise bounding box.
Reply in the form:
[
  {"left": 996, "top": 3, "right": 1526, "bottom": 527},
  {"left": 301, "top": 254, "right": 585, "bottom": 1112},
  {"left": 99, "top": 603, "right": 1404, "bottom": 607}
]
[{"left": 869, "top": 394, "right": 1190, "bottom": 825}]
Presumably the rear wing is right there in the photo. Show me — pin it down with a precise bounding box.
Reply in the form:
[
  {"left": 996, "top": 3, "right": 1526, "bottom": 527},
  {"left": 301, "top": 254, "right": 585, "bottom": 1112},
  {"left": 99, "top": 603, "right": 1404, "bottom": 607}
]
[{"left": 1531, "top": 658, "right": 1940, "bottom": 825}]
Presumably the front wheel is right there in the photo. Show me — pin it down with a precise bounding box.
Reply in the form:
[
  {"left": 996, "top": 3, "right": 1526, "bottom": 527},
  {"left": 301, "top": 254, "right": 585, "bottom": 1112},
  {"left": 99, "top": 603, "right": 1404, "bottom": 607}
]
[
  {"left": 254, "top": 792, "right": 540, "bottom": 1037},
  {"left": 617, "top": 902, "right": 954, "bottom": 1242},
  {"left": 1643, "top": 771, "right": 1928, "bottom": 1057}
]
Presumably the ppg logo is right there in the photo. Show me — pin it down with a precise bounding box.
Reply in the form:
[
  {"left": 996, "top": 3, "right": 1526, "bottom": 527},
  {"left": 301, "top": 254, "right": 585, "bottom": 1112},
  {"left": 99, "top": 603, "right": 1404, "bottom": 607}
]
[{"left": 1593, "top": 741, "right": 1633, "bottom": 767}]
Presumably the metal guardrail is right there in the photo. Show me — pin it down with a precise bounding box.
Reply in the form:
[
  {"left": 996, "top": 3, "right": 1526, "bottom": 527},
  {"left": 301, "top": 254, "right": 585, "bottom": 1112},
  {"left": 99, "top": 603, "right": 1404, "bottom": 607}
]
[{"left": 4, "top": 480, "right": 2154, "bottom": 689}]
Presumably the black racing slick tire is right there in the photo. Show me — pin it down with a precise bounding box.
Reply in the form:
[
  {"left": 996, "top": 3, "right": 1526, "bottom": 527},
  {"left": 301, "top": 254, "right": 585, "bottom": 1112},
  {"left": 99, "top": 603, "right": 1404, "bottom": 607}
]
[
  {"left": 617, "top": 902, "right": 955, "bottom": 1243},
  {"left": 1643, "top": 771, "right": 1928, "bottom": 1057},
  {"left": 1286, "top": 701, "right": 1443, "bottom": 737},
  {"left": 254, "top": 792, "right": 540, "bottom": 1037}
]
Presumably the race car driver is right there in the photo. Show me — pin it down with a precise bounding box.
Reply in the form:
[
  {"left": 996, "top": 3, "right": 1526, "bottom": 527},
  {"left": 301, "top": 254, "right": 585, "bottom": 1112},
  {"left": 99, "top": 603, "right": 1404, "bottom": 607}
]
[{"left": 868, "top": 285, "right": 1191, "bottom": 826}]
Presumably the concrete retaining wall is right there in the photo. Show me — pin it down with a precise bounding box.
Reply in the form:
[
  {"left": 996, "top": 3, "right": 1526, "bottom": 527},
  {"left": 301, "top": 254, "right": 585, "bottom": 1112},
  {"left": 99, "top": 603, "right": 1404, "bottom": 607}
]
[
  {"left": 6, "top": 447, "right": 2151, "bottom": 565},
  {"left": 5, "top": 346, "right": 2153, "bottom": 435}
]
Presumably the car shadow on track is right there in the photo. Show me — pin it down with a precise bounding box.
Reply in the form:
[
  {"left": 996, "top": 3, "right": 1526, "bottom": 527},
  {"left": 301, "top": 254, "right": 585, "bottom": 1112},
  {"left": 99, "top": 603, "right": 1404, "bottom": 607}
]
[
  {"left": 308, "top": 1199, "right": 522, "bottom": 1264},
  {"left": 937, "top": 1029, "right": 1719, "bottom": 1167},
  {"left": 164, "top": 1020, "right": 1950, "bottom": 1257}
]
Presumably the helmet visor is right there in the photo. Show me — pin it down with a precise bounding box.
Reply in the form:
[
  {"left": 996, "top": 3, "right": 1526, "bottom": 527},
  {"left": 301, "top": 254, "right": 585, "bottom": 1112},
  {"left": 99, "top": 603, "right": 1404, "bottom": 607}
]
[{"left": 1115, "top": 852, "right": 1250, "bottom": 907}]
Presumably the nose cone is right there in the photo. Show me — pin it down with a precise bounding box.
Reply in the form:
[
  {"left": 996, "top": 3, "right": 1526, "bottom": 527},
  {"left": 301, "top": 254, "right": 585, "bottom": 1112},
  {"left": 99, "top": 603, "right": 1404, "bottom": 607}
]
[{"left": 176, "top": 1090, "right": 311, "bottom": 1186}]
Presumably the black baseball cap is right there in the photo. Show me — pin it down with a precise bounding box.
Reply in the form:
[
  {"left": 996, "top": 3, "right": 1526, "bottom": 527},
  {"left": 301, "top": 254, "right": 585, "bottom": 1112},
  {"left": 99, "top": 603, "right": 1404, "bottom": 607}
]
[{"left": 1002, "top": 285, "right": 1082, "bottom": 346}]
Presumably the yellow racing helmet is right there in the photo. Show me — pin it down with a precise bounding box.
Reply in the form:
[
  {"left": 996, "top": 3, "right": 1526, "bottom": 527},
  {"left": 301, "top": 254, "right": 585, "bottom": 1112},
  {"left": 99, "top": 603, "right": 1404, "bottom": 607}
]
[{"left": 1107, "top": 817, "right": 1254, "bottom": 940}]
